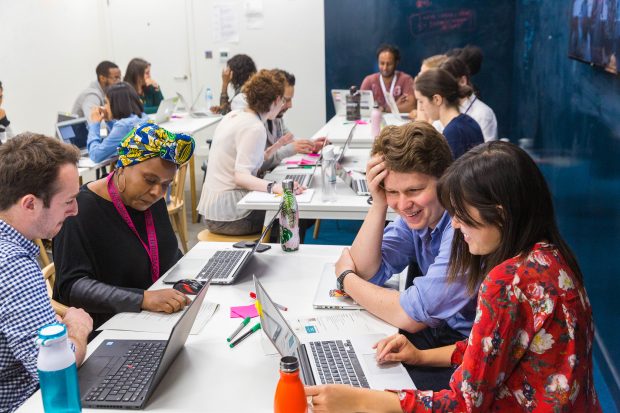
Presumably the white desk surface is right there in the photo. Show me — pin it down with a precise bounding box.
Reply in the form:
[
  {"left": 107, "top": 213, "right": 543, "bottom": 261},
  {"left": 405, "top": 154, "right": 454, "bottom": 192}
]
[
  {"left": 238, "top": 148, "right": 397, "bottom": 225},
  {"left": 77, "top": 157, "right": 115, "bottom": 177},
  {"left": 18, "top": 242, "right": 399, "bottom": 413},
  {"left": 311, "top": 114, "right": 408, "bottom": 149},
  {"left": 159, "top": 113, "right": 222, "bottom": 134}
]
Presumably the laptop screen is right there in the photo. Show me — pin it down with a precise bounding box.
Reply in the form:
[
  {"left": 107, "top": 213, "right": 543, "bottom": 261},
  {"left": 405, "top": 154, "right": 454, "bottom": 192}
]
[
  {"left": 254, "top": 276, "right": 299, "bottom": 358},
  {"left": 336, "top": 123, "right": 357, "bottom": 164},
  {"left": 57, "top": 118, "right": 89, "bottom": 150}
]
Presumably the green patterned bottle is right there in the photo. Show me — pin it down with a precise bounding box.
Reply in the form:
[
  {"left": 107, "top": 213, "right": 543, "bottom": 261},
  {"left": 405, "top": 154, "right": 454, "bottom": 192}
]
[{"left": 279, "top": 179, "right": 300, "bottom": 251}]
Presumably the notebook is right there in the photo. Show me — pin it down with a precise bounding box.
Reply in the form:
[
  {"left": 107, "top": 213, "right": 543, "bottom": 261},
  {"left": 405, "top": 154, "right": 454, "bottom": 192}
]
[
  {"left": 312, "top": 263, "right": 363, "bottom": 310},
  {"left": 78, "top": 279, "right": 210, "bottom": 409},
  {"left": 255, "top": 276, "right": 414, "bottom": 390}
]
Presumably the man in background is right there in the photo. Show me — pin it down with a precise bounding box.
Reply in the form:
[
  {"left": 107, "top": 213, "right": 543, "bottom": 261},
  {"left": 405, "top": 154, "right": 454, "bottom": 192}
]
[
  {"left": 72, "top": 60, "right": 121, "bottom": 118},
  {"left": 361, "top": 44, "right": 415, "bottom": 113}
]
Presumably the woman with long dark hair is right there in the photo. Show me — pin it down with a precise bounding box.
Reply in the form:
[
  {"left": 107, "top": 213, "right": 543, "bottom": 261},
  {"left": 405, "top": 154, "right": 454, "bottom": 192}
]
[
  {"left": 87, "top": 82, "right": 148, "bottom": 162},
  {"left": 415, "top": 68, "right": 483, "bottom": 159},
  {"left": 124, "top": 58, "right": 163, "bottom": 114},
  {"left": 305, "top": 141, "right": 601, "bottom": 413}
]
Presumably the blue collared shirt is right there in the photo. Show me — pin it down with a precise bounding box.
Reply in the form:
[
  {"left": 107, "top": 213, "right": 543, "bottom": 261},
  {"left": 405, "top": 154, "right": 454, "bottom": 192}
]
[
  {"left": 87, "top": 113, "right": 149, "bottom": 163},
  {"left": 0, "top": 220, "right": 56, "bottom": 412},
  {"left": 368, "top": 211, "right": 476, "bottom": 336}
]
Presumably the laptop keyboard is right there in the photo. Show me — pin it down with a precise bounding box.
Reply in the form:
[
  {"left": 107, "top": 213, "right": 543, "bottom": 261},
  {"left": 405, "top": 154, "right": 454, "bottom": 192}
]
[
  {"left": 196, "top": 249, "right": 246, "bottom": 281},
  {"left": 352, "top": 179, "right": 368, "bottom": 194},
  {"left": 84, "top": 342, "right": 165, "bottom": 404},
  {"left": 310, "top": 340, "right": 369, "bottom": 388},
  {"left": 285, "top": 174, "right": 309, "bottom": 186}
]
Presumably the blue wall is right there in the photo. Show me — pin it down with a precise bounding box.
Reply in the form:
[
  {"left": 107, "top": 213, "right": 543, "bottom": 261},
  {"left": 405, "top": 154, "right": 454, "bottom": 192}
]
[
  {"left": 513, "top": 0, "right": 620, "bottom": 405},
  {"left": 324, "top": 0, "right": 515, "bottom": 138}
]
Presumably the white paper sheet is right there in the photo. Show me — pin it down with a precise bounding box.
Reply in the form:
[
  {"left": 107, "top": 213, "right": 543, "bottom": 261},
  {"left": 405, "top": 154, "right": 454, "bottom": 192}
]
[
  {"left": 243, "top": 188, "right": 314, "bottom": 203},
  {"left": 212, "top": 1, "right": 239, "bottom": 43},
  {"left": 97, "top": 301, "right": 219, "bottom": 335},
  {"left": 292, "top": 311, "right": 383, "bottom": 337},
  {"left": 245, "top": 0, "right": 264, "bottom": 29}
]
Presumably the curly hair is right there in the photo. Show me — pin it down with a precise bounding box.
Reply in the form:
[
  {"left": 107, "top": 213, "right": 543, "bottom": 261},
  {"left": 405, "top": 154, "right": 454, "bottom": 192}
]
[
  {"left": 243, "top": 69, "right": 285, "bottom": 114},
  {"left": 371, "top": 121, "right": 452, "bottom": 179},
  {"left": 228, "top": 54, "right": 257, "bottom": 90}
]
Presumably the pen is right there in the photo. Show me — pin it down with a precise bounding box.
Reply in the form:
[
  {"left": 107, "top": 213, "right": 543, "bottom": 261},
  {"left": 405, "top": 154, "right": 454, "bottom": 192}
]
[
  {"left": 229, "top": 323, "right": 261, "bottom": 348},
  {"left": 227, "top": 316, "right": 251, "bottom": 342},
  {"left": 286, "top": 165, "right": 314, "bottom": 169},
  {"left": 249, "top": 292, "right": 288, "bottom": 311}
]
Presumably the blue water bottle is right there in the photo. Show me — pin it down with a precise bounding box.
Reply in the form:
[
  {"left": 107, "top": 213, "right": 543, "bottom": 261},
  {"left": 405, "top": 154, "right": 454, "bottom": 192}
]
[{"left": 37, "top": 323, "right": 81, "bottom": 412}]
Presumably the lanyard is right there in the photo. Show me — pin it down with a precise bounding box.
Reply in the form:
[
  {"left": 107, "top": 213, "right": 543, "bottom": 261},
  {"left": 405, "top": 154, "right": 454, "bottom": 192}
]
[
  {"left": 464, "top": 95, "right": 477, "bottom": 114},
  {"left": 107, "top": 172, "right": 160, "bottom": 283},
  {"left": 379, "top": 73, "right": 398, "bottom": 104}
]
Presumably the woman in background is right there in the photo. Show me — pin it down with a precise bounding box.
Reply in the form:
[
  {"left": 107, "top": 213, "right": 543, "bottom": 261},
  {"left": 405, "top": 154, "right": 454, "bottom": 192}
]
[
  {"left": 414, "top": 68, "right": 483, "bottom": 159},
  {"left": 0, "top": 81, "right": 13, "bottom": 140},
  {"left": 124, "top": 57, "right": 164, "bottom": 114},
  {"left": 198, "top": 69, "right": 301, "bottom": 235},
  {"left": 87, "top": 81, "right": 148, "bottom": 162},
  {"left": 305, "top": 141, "right": 601, "bottom": 413},
  {"left": 210, "top": 54, "right": 257, "bottom": 115}
]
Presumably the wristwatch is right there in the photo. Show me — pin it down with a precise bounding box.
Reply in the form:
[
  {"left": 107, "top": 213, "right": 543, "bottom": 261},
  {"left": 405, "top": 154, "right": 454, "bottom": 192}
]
[
  {"left": 266, "top": 181, "right": 275, "bottom": 194},
  {"left": 337, "top": 269, "right": 355, "bottom": 292}
]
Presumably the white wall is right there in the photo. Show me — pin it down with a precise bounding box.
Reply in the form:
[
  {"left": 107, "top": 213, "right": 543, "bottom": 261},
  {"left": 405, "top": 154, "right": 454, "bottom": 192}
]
[{"left": 0, "top": 0, "right": 326, "bottom": 138}]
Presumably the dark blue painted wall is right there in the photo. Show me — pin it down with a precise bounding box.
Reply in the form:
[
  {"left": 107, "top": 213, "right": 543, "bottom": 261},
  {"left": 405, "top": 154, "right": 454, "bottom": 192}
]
[
  {"left": 513, "top": 0, "right": 620, "bottom": 404},
  {"left": 324, "top": 0, "right": 516, "bottom": 138}
]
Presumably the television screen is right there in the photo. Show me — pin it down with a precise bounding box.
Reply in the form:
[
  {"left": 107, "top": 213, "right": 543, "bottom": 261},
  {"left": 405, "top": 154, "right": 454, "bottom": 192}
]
[{"left": 569, "top": 0, "right": 620, "bottom": 74}]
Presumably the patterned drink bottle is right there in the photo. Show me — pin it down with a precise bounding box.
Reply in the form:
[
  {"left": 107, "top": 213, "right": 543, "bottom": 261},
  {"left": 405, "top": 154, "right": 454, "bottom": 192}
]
[{"left": 279, "top": 179, "right": 300, "bottom": 252}]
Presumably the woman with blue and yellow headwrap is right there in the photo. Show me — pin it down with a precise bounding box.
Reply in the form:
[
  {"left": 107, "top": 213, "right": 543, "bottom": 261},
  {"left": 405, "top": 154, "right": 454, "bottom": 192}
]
[{"left": 53, "top": 122, "right": 195, "bottom": 329}]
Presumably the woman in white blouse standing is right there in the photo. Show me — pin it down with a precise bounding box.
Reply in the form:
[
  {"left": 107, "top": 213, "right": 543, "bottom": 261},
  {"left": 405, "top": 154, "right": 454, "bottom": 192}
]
[{"left": 198, "top": 70, "right": 300, "bottom": 235}]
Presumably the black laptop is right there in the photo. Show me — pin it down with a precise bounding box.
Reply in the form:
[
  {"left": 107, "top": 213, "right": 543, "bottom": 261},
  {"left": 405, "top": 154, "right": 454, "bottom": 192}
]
[{"left": 78, "top": 280, "right": 210, "bottom": 409}]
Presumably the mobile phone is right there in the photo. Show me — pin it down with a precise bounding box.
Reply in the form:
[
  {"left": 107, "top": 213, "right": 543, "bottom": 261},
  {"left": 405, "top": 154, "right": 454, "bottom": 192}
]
[{"left": 232, "top": 241, "right": 271, "bottom": 253}]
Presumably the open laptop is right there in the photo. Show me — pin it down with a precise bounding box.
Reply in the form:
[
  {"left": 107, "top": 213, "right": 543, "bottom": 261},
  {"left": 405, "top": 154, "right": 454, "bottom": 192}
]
[
  {"left": 78, "top": 279, "right": 210, "bottom": 409},
  {"left": 255, "top": 276, "right": 414, "bottom": 389},
  {"left": 313, "top": 263, "right": 363, "bottom": 310},
  {"left": 331, "top": 89, "right": 374, "bottom": 117},
  {"left": 176, "top": 89, "right": 211, "bottom": 118},
  {"left": 383, "top": 94, "right": 409, "bottom": 126},
  {"left": 56, "top": 117, "right": 89, "bottom": 155},
  {"left": 332, "top": 123, "right": 370, "bottom": 196},
  {"left": 163, "top": 208, "right": 280, "bottom": 285},
  {"left": 152, "top": 97, "right": 178, "bottom": 123}
]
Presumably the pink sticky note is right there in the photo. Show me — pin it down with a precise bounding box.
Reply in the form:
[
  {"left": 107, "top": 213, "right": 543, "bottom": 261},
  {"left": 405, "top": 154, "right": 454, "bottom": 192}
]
[
  {"left": 285, "top": 160, "right": 301, "bottom": 165},
  {"left": 299, "top": 159, "right": 317, "bottom": 165},
  {"left": 355, "top": 120, "right": 368, "bottom": 125},
  {"left": 307, "top": 153, "right": 321, "bottom": 157},
  {"left": 230, "top": 304, "right": 259, "bottom": 318}
]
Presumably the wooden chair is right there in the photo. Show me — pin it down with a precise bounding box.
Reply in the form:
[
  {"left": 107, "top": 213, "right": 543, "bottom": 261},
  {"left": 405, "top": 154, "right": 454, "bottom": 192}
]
[
  {"left": 41, "top": 263, "right": 68, "bottom": 317},
  {"left": 34, "top": 238, "right": 51, "bottom": 267},
  {"left": 168, "top": 162, "right": 189, "bottom": 253}
]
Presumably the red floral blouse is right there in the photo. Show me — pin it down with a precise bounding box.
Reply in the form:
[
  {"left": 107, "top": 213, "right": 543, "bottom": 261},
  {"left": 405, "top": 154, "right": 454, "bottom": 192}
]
[{"left": 396, "top": 243, "right": 602, "bottom": 412}]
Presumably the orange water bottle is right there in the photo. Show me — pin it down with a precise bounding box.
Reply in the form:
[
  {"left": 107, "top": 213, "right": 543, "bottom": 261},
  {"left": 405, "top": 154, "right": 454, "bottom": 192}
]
[{"left": 274, "top": 356, "right": 307, "bottom": 413}]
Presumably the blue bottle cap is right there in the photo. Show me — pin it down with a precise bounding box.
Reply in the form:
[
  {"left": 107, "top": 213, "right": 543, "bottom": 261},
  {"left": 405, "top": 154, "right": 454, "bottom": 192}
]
[{"left": 37, "top": 323, "right": 67, "bottom": 347}]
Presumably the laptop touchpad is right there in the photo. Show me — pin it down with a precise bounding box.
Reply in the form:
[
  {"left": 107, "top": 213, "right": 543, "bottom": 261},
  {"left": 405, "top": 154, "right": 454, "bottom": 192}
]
[{"left": 361, "top": 353, "right": 402, "bottom": 375}]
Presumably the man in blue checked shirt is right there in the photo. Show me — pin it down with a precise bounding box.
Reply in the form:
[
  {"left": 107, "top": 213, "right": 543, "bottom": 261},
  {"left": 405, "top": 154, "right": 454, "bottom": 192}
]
[
  {"left": 0, "top": 133, "right": 93, "bottom": 412},
  {"left": 334, "top": 122, "right": 477, "bottom": 392}
]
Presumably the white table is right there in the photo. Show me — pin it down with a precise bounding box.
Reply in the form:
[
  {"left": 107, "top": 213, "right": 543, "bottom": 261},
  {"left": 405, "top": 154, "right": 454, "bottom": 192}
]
[
  {"left": 311, "top": 114, "right": 409, "bottom": 149},
  {"left": 238, "top": 148, "right": 397, "bottom": 226},
  {"left": 18, "top": 243, "right": 399, "bottom": 413},
  {"left": 160, "top": 114, "right": 222, "bottom": 223}
]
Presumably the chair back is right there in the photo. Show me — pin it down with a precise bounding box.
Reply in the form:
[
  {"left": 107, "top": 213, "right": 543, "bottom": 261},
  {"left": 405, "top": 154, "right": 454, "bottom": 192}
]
[
  {"left": 169, "top": 162, "right": 189, "bottom": 211},
  {"left": 41, "top": 263, "right": 68, "bottom": 317}
]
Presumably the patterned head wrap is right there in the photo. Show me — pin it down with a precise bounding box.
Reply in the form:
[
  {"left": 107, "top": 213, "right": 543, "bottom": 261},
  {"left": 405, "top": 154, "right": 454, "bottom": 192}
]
[{"left": 116, "top": 121, "right": 195, "bottom": 168}]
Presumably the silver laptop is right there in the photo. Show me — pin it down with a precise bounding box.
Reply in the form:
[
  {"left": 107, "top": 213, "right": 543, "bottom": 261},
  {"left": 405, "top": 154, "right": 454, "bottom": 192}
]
[
  {"left": 78, "top": 279, "right": 210, "bottom": 409},
  {"left": 162, "top": 208, "right": 280, "bottom": 285},
  {"left": 56, "top": 117, "right": 89, "bottom": 155},
  {"left": 255, "top": 276, "right": 414, "bottom": 389},
  {"left": 264, "top": 154, "right": 321, "bottom": 188},
  {"left": 153, "top": 97, "right": 178, "bottom": 123},
  {"left": 313, "top": 263, "right": 363, "bottom": 310},
  {"left": 176, "top": 89, "right": 211, "bottom": 118},
  {"left": 331, "top": 89, "right": 374, "bottom": 117}
]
